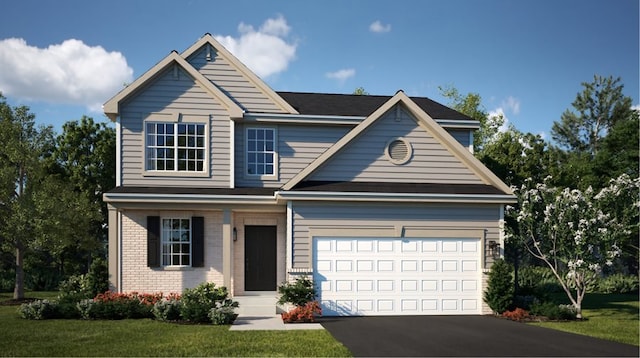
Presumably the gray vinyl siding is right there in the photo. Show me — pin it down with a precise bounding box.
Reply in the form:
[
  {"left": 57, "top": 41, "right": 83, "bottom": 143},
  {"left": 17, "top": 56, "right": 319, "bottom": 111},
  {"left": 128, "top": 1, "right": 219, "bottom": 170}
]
[
  {"left": 120, "top": 66, "right": 231, "bottom": 187},
  {"left": 234, "top": 123, "right": 351, "bottom": 188},
  {"left": 309, "top": 106, "right": 483, "bottom": 184},
  {"left": 446, "top": 129, "right": 472, "bottom": 149},
  {"left": 188, "top": 45, "right": 285, "bottom": 113},
  {"left": 291, "top": 201, "right": 501, "bottom": 269}
]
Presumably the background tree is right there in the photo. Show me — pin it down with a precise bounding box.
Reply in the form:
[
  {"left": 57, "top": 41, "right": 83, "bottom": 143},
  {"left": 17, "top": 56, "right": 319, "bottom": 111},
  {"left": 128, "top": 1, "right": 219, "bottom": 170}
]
[
  {"left": 550, "top": 75, "right": 636, "bottom": 189},
  {"left": 439, "top": 85, "right": 505, "bottom": 154},
  {"left": 47, "top": 116, "right": 116, "bottom": 272},
  {"left": 0, "top": 95, "right": 99, "bottom": 298},
  {"left": 352, "top": 87, "right": 369, "bottom": 95}
]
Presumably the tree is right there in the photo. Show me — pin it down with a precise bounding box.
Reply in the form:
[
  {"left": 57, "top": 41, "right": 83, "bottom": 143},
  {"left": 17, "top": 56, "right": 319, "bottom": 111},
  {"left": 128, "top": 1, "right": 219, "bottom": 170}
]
[
  {"left": 439, "top": 86, "right": 505, "bottom": 154},
  {"left": 483, "top": 259, "right": 514, "bottom": 314},
  {"left": 352, "top": 87, "right": 369, "bottom": 95},
  {"left": 48, "top": 116, "right": 116, "bottom": 267},
  {"left": 478, "top": 127, "right": 550, "bottom": 188},
  {"left": 0, "top": 94, "right": 99, "bottom": 299},
  {"left": 551, "top": 75, "right": 635, "bottom": 157},
  {"left": 508, "top": 175, "right": 637, "bottom": 318}
]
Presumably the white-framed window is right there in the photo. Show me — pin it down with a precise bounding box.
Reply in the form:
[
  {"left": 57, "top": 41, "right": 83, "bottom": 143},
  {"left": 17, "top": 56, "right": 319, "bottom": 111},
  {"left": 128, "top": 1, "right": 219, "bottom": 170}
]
[
  {"left": 146, "top": 122, "right": 206, "bottom": 172},
  {"left": 246, "top": 127, "right": 277, "bottom": 177},
  {"left": 161, "top": 218, "right": 191, "bottom": 267}
]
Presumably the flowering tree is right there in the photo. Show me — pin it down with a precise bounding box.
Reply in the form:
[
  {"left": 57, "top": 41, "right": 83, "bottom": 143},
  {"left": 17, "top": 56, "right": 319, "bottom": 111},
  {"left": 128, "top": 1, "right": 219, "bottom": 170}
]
[{"left": 508, "top": 174, "right": 639, "bottom": 318}]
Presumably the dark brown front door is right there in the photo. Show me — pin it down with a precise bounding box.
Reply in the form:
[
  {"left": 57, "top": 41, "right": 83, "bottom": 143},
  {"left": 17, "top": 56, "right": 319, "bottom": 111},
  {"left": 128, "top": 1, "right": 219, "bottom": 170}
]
[{"left": 244, "top": 225, "right": 277, "bottom": 291}]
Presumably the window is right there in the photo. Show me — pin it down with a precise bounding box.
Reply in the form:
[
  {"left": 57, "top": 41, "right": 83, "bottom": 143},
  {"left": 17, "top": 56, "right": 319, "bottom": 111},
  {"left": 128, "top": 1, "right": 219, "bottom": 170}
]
[
  {"left": 146, "top": 122, "right": 206, "bottom": 172},
  {"left": 147, "top": 216, "right": 204, "bottom": 268},
  {"left": 161, "top": 218, "right": 191, "bottom": 266},
  {"left": 246, "top": 128, "right": 276, "bottom": 176}
]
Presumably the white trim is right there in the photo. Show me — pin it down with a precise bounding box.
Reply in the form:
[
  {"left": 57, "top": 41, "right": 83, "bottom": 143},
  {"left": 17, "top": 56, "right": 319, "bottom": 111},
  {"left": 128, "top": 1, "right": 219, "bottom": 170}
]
[
  {"left": 230, "top": 120, "right": 235, "bottom": 188},
  {"left": 104, "top": 192, "right": 278, "bottom": 205},
  {"left": 115, "top": 116, "right": 122, "bottom": 186},
  {"left": 286, "top": 201, "right": 293, "bottom": 270},
  {"left": 242, "top": 112, "right": 363, "bottom": 125},
  {"left": 276, "top": 190, "right": 517, "bottom": 204},
  {"left": 499, "top": 205, "right": 505, "bottom": 258},
  {"left": 118, "top": 210, "right": 123, "bottom": 292},
  {"left": 469, "top": 131, "right": 474, "bottom": 154},
  {"left": 434, "top": 119, "right": 481, "bottom": 129}
]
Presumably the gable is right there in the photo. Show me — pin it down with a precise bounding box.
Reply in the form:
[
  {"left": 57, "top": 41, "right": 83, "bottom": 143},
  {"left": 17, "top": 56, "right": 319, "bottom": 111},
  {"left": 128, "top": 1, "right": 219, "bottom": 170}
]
[
  {"left": 308, "top": 105, "right": 482, "bottom": 184},
  {"left": 182, "top": 34, "right": 298, "bottom": 115},
  {"left": 283, "top": 91, "right": 513, "bottom": 195}
]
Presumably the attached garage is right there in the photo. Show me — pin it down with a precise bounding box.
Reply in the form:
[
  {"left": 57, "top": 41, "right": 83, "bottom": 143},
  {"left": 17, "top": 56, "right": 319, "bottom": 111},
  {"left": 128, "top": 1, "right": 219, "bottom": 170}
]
[{"left": 313, "top": 236, "right": 482, "bottom": 316}]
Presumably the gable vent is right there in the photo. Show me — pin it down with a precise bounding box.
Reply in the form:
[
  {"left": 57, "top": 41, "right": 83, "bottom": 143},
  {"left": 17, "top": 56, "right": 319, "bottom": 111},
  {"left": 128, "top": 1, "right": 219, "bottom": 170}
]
[{"left": 385, "top": 138, "right": 412, "bottom": 165}]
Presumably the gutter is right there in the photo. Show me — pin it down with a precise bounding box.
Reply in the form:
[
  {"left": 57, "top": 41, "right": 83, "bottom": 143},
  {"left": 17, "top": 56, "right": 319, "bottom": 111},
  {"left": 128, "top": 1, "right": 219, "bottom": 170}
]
[{"left": 275, "top": 190, "right": 517, "bottom": 204}]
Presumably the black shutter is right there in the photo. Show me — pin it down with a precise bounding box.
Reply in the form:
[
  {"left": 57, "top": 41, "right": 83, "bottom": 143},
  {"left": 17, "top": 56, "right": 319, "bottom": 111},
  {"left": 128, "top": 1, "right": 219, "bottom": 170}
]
[
  {"left": 191, "top": 216, "right": 205, "bottom": 267},
  {"left": 147, "top": 216, "right": 161, "bottom": 268}
]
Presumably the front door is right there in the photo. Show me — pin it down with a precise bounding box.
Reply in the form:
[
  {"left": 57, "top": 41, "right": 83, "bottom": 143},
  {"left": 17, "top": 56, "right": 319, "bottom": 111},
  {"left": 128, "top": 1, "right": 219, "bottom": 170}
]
[{"left": 244, "top": 225, "right": 277, "bottom": 291}]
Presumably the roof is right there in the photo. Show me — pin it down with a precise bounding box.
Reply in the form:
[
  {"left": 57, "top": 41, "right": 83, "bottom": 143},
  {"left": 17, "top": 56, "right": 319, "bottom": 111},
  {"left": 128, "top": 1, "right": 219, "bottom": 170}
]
[
  {"left": 276, "top": 91, "right": 474, "bottom": 120},
  {"left": 291, "top": 181, "right": 507, "bottom": 195},
  {"left": 107, "top": 186, "right": 275, "bottom": 196}
]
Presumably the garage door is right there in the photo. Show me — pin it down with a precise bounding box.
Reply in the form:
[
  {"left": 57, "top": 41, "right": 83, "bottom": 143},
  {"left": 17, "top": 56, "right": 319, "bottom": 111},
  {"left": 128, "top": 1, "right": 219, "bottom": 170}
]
[{"left": 313, "top": 237, "right": 481, "bottom": 316}]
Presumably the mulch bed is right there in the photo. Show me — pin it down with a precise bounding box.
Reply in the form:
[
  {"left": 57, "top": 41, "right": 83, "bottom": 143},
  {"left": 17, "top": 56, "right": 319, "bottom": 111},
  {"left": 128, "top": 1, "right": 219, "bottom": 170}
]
[{"left": 0, "top": 297, "right": 39, "bottom": 306}]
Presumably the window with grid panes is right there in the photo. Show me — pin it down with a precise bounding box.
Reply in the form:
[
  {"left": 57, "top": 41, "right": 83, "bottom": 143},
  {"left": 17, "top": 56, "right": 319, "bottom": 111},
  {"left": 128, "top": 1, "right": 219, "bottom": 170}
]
[
  {"left": 161, "top": 218, "right": 191, "bottom": 266},
  {"left": 246, "top": 128, "right": 275, "bottom": 176},
  {"left": 146, "top": 122, "right": 206, "bottom": 172}
]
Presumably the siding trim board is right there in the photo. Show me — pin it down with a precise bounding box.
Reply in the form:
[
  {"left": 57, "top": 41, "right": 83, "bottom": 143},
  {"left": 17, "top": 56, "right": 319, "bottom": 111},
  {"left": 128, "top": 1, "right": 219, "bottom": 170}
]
[{"left": 278, "top": 191, "right": 516, "bottom": 204}]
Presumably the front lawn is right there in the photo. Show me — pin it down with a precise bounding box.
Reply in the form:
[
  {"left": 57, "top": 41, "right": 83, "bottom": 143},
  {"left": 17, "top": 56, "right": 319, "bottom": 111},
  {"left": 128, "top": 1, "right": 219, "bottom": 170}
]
[
  {"left": 528, "top": 293, "right": 639, "bottom": 346},
  {"left": 0, "top": 292, "right": 350, "bottom": 357}
]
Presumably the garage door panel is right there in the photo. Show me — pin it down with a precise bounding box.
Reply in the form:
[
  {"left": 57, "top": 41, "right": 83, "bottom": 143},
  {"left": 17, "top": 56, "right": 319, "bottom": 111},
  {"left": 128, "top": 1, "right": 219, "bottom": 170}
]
[{"left": 314, "top": 237, "right": 481, "bottom": 316}]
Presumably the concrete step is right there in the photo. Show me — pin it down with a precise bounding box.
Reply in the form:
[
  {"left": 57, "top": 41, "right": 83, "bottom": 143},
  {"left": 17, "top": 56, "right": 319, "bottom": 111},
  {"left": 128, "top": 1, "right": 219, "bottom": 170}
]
[{"left": 234, "top": 292, "right": 279, "bottom": 316}]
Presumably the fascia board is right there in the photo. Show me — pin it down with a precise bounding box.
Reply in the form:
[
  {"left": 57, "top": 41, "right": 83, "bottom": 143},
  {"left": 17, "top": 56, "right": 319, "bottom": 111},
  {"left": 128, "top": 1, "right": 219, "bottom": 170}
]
[
  {"left": 103, "top": 192, "right": 278, "bottom": 205},
  {"left": 182, "top": 34, "right": 299, "bottom": 115}
]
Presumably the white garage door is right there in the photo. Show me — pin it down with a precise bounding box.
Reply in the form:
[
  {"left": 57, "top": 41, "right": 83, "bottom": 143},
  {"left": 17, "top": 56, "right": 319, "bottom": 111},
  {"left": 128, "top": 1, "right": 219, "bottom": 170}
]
[{"left": 313, "top": 237, "right": 481, "bottom": 316}]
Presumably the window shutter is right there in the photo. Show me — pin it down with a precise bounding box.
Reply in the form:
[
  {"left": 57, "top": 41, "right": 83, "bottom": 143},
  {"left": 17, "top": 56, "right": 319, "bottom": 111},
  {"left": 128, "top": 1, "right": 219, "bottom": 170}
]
[
  {"left": 147, "top": 216, "right": 161, "bottom": 268},
  {"left": 191, "top": 216, "right": 205, "bottom": 267}
]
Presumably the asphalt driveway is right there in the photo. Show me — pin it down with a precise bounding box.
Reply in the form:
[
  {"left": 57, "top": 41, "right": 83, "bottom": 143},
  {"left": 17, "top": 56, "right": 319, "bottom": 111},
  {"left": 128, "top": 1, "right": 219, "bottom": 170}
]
[{"left": 319, "top": 315, "right": 639, "bottom": 357}]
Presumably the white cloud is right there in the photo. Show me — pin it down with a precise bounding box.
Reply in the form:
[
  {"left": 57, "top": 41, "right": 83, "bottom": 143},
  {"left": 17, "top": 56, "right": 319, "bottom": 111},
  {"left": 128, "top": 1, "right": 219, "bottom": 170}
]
[
  {"left": 369, "top": 20, "right": 391, "bottom": 33},
  {"left": 501, "top": 96, "right": 520, "bottom": 115},
  {"left": 632, "top": 104, "right": 640, "bottom": 112},
  {"left": 326, "top": 68, "right": 356, "bottom": 83},
  {"left": 215, "top": 15, "right": 296, "bottom": 79},
  {"left": 0, "top": 38, "right": 133, "bottom": 111}
]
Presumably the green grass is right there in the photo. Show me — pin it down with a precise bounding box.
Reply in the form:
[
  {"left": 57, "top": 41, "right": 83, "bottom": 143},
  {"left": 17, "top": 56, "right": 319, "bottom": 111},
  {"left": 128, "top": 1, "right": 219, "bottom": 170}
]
[
  {"left": 0, "top": 292, "right": 351, "bottom": 357},
  {"left": 528, "top": 293, "right": 639, "bottom": 346}
]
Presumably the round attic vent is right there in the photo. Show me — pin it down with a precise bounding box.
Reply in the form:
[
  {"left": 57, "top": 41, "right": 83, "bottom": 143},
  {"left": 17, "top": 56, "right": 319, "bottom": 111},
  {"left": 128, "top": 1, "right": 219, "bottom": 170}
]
[{"left": 385, "top": 138, "right": 412, "bottom": 165}]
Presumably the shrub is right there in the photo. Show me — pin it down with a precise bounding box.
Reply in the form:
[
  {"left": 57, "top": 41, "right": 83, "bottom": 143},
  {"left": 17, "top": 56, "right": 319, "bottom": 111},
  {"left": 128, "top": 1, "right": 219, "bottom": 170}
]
[
  {"left": 18, "top": 300, "right": 57, "bottom": 320},
  {"left": 502, "top": 307, "right": 530, "bottom": 321},
  {"left": 57, "top": 274, "right": 92, "bottom": 304},
  {"left": 180, "top": 282, "right": 237, "bottom": 323},
  {"left": 152, "top": 298, "right": 182, "bottom": 322},
  {"left": 596, "top": 274, "right": 639, "bottom": 294},
  {"left": 530, "top": 301, "right": 577, "bottom": 320},
  {"left": 517, "top": 266, "right": 563, "bottom": 296},
  {"left": 78, "top": 291, "right": 156, "bottom": 320},
  {"left": 277, "top": 276, "right": 316, "bottom": 307},
  {"left": 85, "top": 258, "right": 109, "bottom": 297},
  {"left": 281, "top": 301, "right": 322, "bottom": 323},
  {"left": 484, "top": 259, "right": 514, "bottom": 314},
  {"left": 208, "top": 303, "right": 236, "bottom": 325}
]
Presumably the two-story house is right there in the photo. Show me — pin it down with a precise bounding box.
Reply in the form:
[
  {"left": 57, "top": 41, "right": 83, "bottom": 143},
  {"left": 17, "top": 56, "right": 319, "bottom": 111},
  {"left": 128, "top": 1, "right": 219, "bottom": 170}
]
[{"left": 103, "top": 34, "right": 516, "bottom": 316}]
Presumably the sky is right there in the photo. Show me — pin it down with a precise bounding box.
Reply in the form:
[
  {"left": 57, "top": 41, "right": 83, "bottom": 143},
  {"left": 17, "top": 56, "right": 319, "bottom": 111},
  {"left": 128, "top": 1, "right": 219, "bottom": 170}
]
[{"left": 0, "top": 0, "right": 638, "bottom": 139}]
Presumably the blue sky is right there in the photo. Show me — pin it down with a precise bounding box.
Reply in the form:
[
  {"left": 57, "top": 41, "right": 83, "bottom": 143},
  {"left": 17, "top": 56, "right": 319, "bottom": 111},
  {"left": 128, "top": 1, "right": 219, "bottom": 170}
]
[{"left": 1, "top": 0, "right": 637, "bottom": 139}]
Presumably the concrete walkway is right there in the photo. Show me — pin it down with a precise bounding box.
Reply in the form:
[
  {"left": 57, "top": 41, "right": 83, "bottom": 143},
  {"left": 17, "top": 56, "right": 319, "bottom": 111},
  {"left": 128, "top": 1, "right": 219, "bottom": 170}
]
[{"left": 230, "top": 314, "right": 324, "bottom": 331}]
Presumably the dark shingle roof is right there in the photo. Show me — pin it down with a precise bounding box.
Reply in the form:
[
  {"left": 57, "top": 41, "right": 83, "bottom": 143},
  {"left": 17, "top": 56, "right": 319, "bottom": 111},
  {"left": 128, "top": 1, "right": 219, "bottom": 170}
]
[
  {"left": 291, "top": 181, "right": 507, "bottom": 195},
  {"left": 107, "top": 186, "right": 276, "bottom": 196},
  {"left": 276, "top": 91, "right": 474, "bottom": 120}
]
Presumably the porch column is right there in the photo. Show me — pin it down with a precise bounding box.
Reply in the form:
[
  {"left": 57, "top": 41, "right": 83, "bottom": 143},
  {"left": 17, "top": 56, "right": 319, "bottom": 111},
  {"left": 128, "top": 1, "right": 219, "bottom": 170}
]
[
  {"left": 107, "top": 204, "right": 119, "bottom": 292},
  {"left": 222, "top": 209, "right": 232, "bottom": 289}
]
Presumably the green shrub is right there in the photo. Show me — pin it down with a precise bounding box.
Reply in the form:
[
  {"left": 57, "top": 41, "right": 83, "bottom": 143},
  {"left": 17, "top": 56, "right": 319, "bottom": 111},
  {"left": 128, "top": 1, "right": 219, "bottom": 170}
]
[
  {"left": 277, "top": 276, "right": 316, "bottom": 307},
  {"left": 484, "top": 259, "right": 514, "bottom": 314},
  {"left": 18, "top": 300, "right": 57, "bottom": 320},
  {"left": 85, "top": 258, "right": 109, "bottom": 297},
  {"left": 152, "top": 298, "right": 182, "bottom": 321},
  {"left": 596, "top": 274, "right": 639, "bottom": 294},
  {"left": 517, "top": 265, "right": 563, "bottom": 297},
  {"left": 77, "top": 292, "right": 154, "bottom": 320},
  {"left": 57, "top": 274, "right": 92, "bottom": 304},
  {"left": 180, "top": 282, "right": 237, "bottom": 323},
  {"left": 208, "top": 304, "right": 236, "bottom": 325},
  {"left": 530, "top": 301, "right": 577, "bottom": 320}
]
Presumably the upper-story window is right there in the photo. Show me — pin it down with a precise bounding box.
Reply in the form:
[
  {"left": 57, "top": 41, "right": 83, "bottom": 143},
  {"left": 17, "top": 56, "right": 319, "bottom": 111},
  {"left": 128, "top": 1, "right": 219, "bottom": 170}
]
[
  {"left": 246, "top": 127, "right": 277, "bottom": 178},
  {"left": 146, "top": 122, "right": 206, "bottom": 172}
]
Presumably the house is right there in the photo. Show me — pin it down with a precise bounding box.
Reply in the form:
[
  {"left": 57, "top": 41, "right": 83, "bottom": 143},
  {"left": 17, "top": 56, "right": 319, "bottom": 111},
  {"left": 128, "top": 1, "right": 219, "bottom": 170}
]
[{"left": 103, "top": 33, "right": 516, "bottom": 316}]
